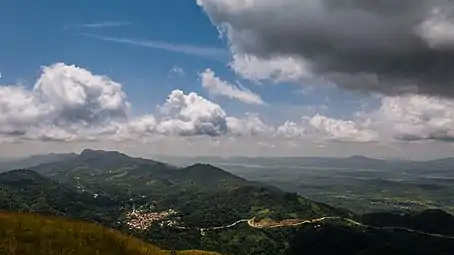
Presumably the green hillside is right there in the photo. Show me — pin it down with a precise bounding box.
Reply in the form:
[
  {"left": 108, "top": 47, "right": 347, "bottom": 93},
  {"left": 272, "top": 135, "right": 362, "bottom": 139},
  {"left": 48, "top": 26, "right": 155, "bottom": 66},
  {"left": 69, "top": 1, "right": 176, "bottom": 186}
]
[
  {"left": 361, "top": 209, "right": 454, "bottom": 236},
  {"left": 287, "top": 221, "right": 454, "bottom": 255},
  {"left": 0, "top": 212, "right": 220, "bottom": 255},
  {"left": 0, "top": 169, "right": 121, "bottom": 225},
  {"left": 1, "top": 151, "right": 454, "bottom": 254},
  {"left": 29, "top": 149, "right": 349, "bottom": 228}
]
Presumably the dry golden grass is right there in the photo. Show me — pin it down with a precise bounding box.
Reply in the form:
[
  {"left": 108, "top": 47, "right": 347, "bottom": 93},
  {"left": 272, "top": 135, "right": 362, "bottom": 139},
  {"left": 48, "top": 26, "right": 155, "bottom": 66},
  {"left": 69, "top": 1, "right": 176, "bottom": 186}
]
[{"left": 0, "top": 211, "right": 220, "bottom": 255}]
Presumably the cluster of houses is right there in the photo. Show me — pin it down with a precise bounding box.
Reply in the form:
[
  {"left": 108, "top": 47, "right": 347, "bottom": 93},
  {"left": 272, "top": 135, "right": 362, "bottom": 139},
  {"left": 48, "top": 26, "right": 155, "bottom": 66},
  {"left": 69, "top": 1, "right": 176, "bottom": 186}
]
[{"left": 126, "top": 208, "right": 177, "bottom": 230}]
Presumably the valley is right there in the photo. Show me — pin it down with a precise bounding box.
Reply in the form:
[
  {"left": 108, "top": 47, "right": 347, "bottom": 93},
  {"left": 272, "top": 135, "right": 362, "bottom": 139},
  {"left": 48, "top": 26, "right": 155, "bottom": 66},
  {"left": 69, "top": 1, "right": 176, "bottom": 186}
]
[
  {"left": 1, "top": 150, "right": 454, "bottom": 254},
  {"left": 160, "top": 156, "right": 454, "bottom": 214}
]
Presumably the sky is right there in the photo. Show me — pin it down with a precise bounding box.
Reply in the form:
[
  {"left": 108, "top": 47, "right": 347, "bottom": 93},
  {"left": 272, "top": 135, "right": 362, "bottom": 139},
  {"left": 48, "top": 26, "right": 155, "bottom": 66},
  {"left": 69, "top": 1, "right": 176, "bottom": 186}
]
[{"left": 1, "top": 0, "right": 454, "bottom": 159}]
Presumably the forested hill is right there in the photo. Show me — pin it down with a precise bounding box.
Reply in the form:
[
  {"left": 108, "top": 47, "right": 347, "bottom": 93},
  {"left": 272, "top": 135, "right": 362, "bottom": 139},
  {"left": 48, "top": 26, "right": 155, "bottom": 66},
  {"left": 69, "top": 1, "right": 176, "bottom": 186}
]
[
  {"left": 27, "top": 149, "right": 350, "bottom": 227},
  {"left": 1, "top": 150, "right": 453, "bottom": 254}
]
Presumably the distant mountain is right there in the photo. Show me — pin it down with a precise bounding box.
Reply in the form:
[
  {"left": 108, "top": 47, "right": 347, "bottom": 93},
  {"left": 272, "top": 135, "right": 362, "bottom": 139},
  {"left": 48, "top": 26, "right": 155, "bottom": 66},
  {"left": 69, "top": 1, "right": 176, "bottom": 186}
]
[
  {"left": 0, "top": 153, "right": 77, "bottom": 172},
  {"left": 32, "top": 150, "right": 252, "bottom": 195},
  {"left": 346, "top": 155, "right": 388, "bottom": 164},
  {"left": 171, "top": 164, "right": 249, "bottom": 188},
  {"left": 34, "top": 149, "right": 165, "bottom": 177},
  {"left": 176, "top": 155, "right": 454, "bottom": 176}
]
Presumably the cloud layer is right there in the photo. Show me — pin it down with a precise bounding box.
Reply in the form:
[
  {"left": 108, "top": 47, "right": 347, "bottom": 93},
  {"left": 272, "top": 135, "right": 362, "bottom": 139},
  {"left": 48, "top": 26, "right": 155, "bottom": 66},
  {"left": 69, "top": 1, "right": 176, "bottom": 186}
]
[
  {"left": 0, "top": 63, "right": 266, "bottom": 142},
  {"left": 3, "top": 63, "right": 454, "bottom": 147},
  {"left": 198, "top": 0, "right": 454, "bottom": 97}
]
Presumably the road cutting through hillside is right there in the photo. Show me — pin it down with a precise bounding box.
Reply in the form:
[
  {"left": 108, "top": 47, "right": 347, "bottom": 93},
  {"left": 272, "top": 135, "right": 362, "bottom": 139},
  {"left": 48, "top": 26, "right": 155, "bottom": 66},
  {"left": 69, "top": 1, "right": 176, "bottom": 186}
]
[{"left": 175, "top": 216, "right": 454, "bottom": 240}]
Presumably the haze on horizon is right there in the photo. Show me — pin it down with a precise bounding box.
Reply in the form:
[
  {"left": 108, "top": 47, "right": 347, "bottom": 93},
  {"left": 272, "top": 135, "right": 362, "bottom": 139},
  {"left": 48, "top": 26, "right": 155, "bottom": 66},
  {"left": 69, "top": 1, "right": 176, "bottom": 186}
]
[{"left": 1, "top": 1, "right": 454, "bottom": 160}]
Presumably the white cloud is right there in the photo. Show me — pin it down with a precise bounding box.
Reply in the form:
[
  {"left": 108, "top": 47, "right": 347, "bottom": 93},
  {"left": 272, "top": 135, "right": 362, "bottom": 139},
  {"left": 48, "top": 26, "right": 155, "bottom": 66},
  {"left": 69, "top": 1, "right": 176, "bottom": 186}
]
[
  {"left": 0, "top": 85, "right": 50, "bottom": 135},
  {"left": 156, "top": 89, "right": 228, "bottom": 136},
  {"left": 128, "top": 115, "right": 157, "bottom": 134},
  {"left": 272, "top": 94, "right": 454, "bottom": 144},
  {"left": 200, "top": 69, "right": 265, "bottom": 105},
  {"left": 169, "top": 65, "right": 185, "bottom": 77},
  {"left": 226, "top": 113, "right": 273, "bottom": 136},
  {"left": 0, "top": 64, "right": 272, "bottom": 143},
  {"left": 417, "top": 7, "right": 454, "bottom": 49},
  {"left": 309, "top": 114, "right": 379, "bottom": 143},
  {"left": 276, "top": 121, "right": 306, "bottom": 138},
  {"left": 229, "top": 54, "right": 311, "bottom": 84},
  {"left": 4, "top": 61, "right": 454, "bottom": 157},
  {"left": 375, "top": 95, "right": 454, "bottom": 142},
  {"left": 26, "top": 125, "right": 79, "bottom": 142},
  {"left": 0, "top": 63, "right": 130, "bottom": 142},
  {"left": 34, "top": 63, "right": 130, "bottom": 124},
  {"left": 304, "top": 94, "right": 454, "bottom": 143}
]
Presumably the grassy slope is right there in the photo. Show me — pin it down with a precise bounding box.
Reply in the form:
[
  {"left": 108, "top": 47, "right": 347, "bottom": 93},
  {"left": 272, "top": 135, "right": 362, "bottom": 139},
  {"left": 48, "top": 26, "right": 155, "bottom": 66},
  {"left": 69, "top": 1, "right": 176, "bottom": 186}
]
[{"left": 0, "top": 212, "right": 220, "bottom": 255}]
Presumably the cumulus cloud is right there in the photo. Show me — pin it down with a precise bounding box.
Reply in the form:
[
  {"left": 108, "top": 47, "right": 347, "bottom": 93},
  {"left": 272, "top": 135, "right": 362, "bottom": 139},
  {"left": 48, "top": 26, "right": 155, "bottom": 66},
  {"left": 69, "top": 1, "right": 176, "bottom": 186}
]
[
  {"left": 304, "top": 94, "right": 454, "bottom": 143},
  {"left": 0, "top": 63, "right": 130, "bottom": 142},
  {"left": 375, "top": 95, "right": 454, "bottom": 142},
  {"left": 128, "top": 115, "right": 157, "bottom": 134},
  {"left": 25, "top": 126, "right": 79, "bottom": 142},
  {"left": 34, "top": 63, "right": 130, "bottom": 125},
  {"left": 198, "top": 0, "right": 454, "bottom": 97},
  {"left": 226, "top": 113, "right": 273, "bottom": 136},
  {"left": 0, "top": 86, "right": 49, "bottom": 135},
  {"left": 156, "top": 89, "right": 228, "bottom": 136},
  {"left": 200, "top": 68, "right": 265, "bottom": 105},
  {"left": 276, "top": 121, "right": 306, "bottom": 138},
  {"left": 0, "top": 63, "right": 274, "bottom": 143},
  {"left": 309, "top": 114, "right": 379, "bottom": 143},
  {"left": 4, "top": 62, "right": 454, "bottom": 147}
]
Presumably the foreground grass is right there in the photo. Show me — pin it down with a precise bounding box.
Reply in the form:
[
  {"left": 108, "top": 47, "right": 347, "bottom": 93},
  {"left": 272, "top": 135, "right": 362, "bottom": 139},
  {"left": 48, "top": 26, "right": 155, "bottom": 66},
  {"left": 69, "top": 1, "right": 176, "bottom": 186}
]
[{"left": 0, "top": 211, "right": 220, "bottom": 255}]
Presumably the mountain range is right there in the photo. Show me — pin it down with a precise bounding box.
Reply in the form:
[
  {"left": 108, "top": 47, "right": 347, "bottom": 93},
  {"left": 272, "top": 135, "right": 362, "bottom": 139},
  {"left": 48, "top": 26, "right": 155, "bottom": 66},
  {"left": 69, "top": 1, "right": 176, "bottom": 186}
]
[{"left": 0, "top": 150, "right": 453, "bottom": 254}]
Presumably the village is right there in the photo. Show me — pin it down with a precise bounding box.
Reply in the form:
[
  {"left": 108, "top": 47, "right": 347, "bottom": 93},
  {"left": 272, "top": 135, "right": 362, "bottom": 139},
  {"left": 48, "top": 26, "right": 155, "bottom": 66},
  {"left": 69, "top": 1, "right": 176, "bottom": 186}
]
[{"left": 126, "top": 208, "right": 177, "bottom": 230}]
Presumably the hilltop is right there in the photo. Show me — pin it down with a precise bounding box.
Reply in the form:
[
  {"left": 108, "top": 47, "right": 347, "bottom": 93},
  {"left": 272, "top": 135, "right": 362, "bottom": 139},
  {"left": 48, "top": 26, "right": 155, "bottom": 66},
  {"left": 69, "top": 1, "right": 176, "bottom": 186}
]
[
  {"left": 3, "top": 150, "right": 454, "bottom": 254},
  {"left": 28, "top": 149, "right": 349, "bottom": 228},
  {"left": 0, "top": 212, "right": 220, "bottom": 255}
]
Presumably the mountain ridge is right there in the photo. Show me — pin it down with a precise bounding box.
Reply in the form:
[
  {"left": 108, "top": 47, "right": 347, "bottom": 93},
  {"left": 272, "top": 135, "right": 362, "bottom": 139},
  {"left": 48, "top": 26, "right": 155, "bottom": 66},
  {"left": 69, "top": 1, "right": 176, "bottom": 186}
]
[{"left": 2, "top": 149, "right": 454, "bottom": 254}]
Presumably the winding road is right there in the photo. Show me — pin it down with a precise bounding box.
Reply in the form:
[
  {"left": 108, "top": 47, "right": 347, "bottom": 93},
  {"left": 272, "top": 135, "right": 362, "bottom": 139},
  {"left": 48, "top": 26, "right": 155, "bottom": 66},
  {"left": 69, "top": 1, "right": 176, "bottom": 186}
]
[{"left": 173, "top": 216, "right": 454, "bottom": 240}]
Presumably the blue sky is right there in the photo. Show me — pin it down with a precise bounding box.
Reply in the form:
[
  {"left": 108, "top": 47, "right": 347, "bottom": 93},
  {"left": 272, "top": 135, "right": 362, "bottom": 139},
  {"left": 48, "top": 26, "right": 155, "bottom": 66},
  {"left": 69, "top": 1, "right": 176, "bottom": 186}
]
[
  {"left": 1, "top": 1, "right": 223, "bottom": 112},
  {"left": 1, "top": 0, "right": 452, "bottom": 159},
  {"left": 0, "top": 0, "right": 371, "bottom": 118}
]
